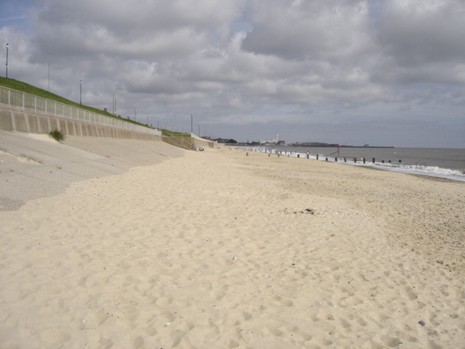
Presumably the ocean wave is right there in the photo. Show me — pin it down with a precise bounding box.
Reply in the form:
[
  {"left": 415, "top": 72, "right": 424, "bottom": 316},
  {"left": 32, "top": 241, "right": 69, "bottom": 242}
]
[
  {"left": 372, "top": 163, "right": 465, "bottom": 182},
  {"left": 247, "top": 147, "right": 465, "bottom": 182}
]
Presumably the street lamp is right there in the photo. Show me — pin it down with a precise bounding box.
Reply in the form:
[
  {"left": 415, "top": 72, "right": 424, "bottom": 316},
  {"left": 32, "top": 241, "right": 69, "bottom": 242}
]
[
  {"left": 80, "top": 80, "right": 82, "bottom": 105},
  {"left": 5, "top": 43, "right": 9, "bottom": 78}
]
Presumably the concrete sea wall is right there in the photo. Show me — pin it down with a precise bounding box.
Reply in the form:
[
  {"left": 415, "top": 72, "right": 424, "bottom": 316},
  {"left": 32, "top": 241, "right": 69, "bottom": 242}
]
[
  {"left": 0, "top": 109, "right": 159, "bottom": 140},
  {"left": 0, "top": 85, "right": 161, "bottom": 140},
  {"left": 0, "top": 87, "right": 217, "bottom": 147}
]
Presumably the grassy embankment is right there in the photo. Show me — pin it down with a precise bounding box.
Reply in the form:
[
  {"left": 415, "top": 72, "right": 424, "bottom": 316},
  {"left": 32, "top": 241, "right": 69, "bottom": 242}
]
[
  {"left": 0, "top": 77, "right": 145, "bottom": 127},
  {"left": 0, "top": 77, "right": 193, "bottom": 148}
]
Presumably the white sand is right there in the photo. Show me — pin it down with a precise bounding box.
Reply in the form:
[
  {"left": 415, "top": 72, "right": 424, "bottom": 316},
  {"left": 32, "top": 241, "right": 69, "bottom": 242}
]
[{"left": 0, "top": 141, "right": 464, "bottom": 349}]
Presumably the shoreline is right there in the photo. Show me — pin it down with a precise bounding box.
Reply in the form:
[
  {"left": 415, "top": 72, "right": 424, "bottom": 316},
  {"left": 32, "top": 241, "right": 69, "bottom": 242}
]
[
  {"left": 1, "top": 136, "right": 464, "bottom": 348},
  {"left": 236, "top": 146, "right": 465, "bottom": 182}
]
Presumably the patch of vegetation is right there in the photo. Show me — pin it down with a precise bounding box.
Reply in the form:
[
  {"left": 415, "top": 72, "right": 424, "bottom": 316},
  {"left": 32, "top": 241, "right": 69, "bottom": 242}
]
[
  {"left": 162, "top": 129, "right": 190, "bottom": 137},
  {"left": 49, "top": 129, "right": 65, "bottom": 142}
]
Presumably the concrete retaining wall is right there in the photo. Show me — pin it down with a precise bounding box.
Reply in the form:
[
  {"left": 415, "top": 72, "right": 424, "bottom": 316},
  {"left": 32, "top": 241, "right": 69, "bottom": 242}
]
[
  {"left": 190, "top": 133, "right": 216, "bottom": 149},
  {"left": 0, "top": 109, "right": 161, "bottom": 140}
]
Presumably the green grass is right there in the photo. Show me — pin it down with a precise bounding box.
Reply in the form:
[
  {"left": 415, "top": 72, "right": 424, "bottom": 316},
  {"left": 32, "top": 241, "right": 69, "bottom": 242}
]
[
  {"left": 161, "top": 129, "right": 190, "bottom": 137},
  {"left": 0, "top": 77, "right": 152, "bottom": 129}
]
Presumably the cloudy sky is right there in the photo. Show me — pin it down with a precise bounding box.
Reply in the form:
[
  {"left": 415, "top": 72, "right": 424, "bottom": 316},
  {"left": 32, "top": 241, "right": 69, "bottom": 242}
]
[{"left": 1, "top": 0, "right": 464, "bottom": 147}]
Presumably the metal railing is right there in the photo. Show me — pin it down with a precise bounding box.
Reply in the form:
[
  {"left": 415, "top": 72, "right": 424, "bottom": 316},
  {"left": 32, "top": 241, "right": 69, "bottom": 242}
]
[{"left": 0, "top": 86, "right": 160, "bottom": 136}]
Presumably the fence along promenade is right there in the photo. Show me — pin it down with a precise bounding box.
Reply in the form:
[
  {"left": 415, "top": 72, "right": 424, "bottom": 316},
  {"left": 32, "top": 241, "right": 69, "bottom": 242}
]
[{"left": 0, "top": 86, "right": 161, "bottom": 138}]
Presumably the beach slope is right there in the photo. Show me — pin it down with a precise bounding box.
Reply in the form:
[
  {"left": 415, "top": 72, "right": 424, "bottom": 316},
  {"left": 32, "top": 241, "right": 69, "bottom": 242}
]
[{"left": 0, "top": 130, "right": 184, "bottom": 210}]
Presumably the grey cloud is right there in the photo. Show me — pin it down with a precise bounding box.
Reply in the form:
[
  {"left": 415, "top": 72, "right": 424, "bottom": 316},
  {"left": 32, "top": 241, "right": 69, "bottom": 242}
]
[
  {"left": 377, "top": 0, "right": 465, "bottom": 66},
  {"left": 372, "top": 0, "right": 465, "bottom": 87},
  {"left": 242, "top": 0, "right": 372, "bottom": 62},
  {"left": 32, "top": 0, "right": 246, "bottom": 62},
  {"left": 38, "top": 0, "right": 244, "bottom": 34}
]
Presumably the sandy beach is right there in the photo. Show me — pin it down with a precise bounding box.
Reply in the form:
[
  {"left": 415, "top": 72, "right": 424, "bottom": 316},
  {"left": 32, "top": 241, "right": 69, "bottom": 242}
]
[{"left": 1, "top": 132, "right": 464, "bottom": 349}]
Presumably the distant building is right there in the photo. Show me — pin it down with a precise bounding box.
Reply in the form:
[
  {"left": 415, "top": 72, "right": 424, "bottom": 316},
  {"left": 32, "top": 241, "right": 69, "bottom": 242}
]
[{"left": 260, "top": 134, "right": 285, "bottom": 145}]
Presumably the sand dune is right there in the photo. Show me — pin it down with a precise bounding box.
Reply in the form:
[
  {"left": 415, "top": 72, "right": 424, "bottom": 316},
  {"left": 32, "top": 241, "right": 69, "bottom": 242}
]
[{"left": 0, "top": 137, "right": 464, "bottom": 348}]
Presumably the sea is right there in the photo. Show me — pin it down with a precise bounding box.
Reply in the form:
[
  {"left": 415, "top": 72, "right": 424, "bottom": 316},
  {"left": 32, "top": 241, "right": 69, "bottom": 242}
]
[{"left": 245, "top": 146, "right": 465, "bottom": 182}]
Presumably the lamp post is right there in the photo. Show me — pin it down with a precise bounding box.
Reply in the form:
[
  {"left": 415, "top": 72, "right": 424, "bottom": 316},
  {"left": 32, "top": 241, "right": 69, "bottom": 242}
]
[
  {"left": 5, "top": 43, "right": 9, "bottom": 78},
  {"left": 80, "top": 80, "right": 82, "bottom": 105}
]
